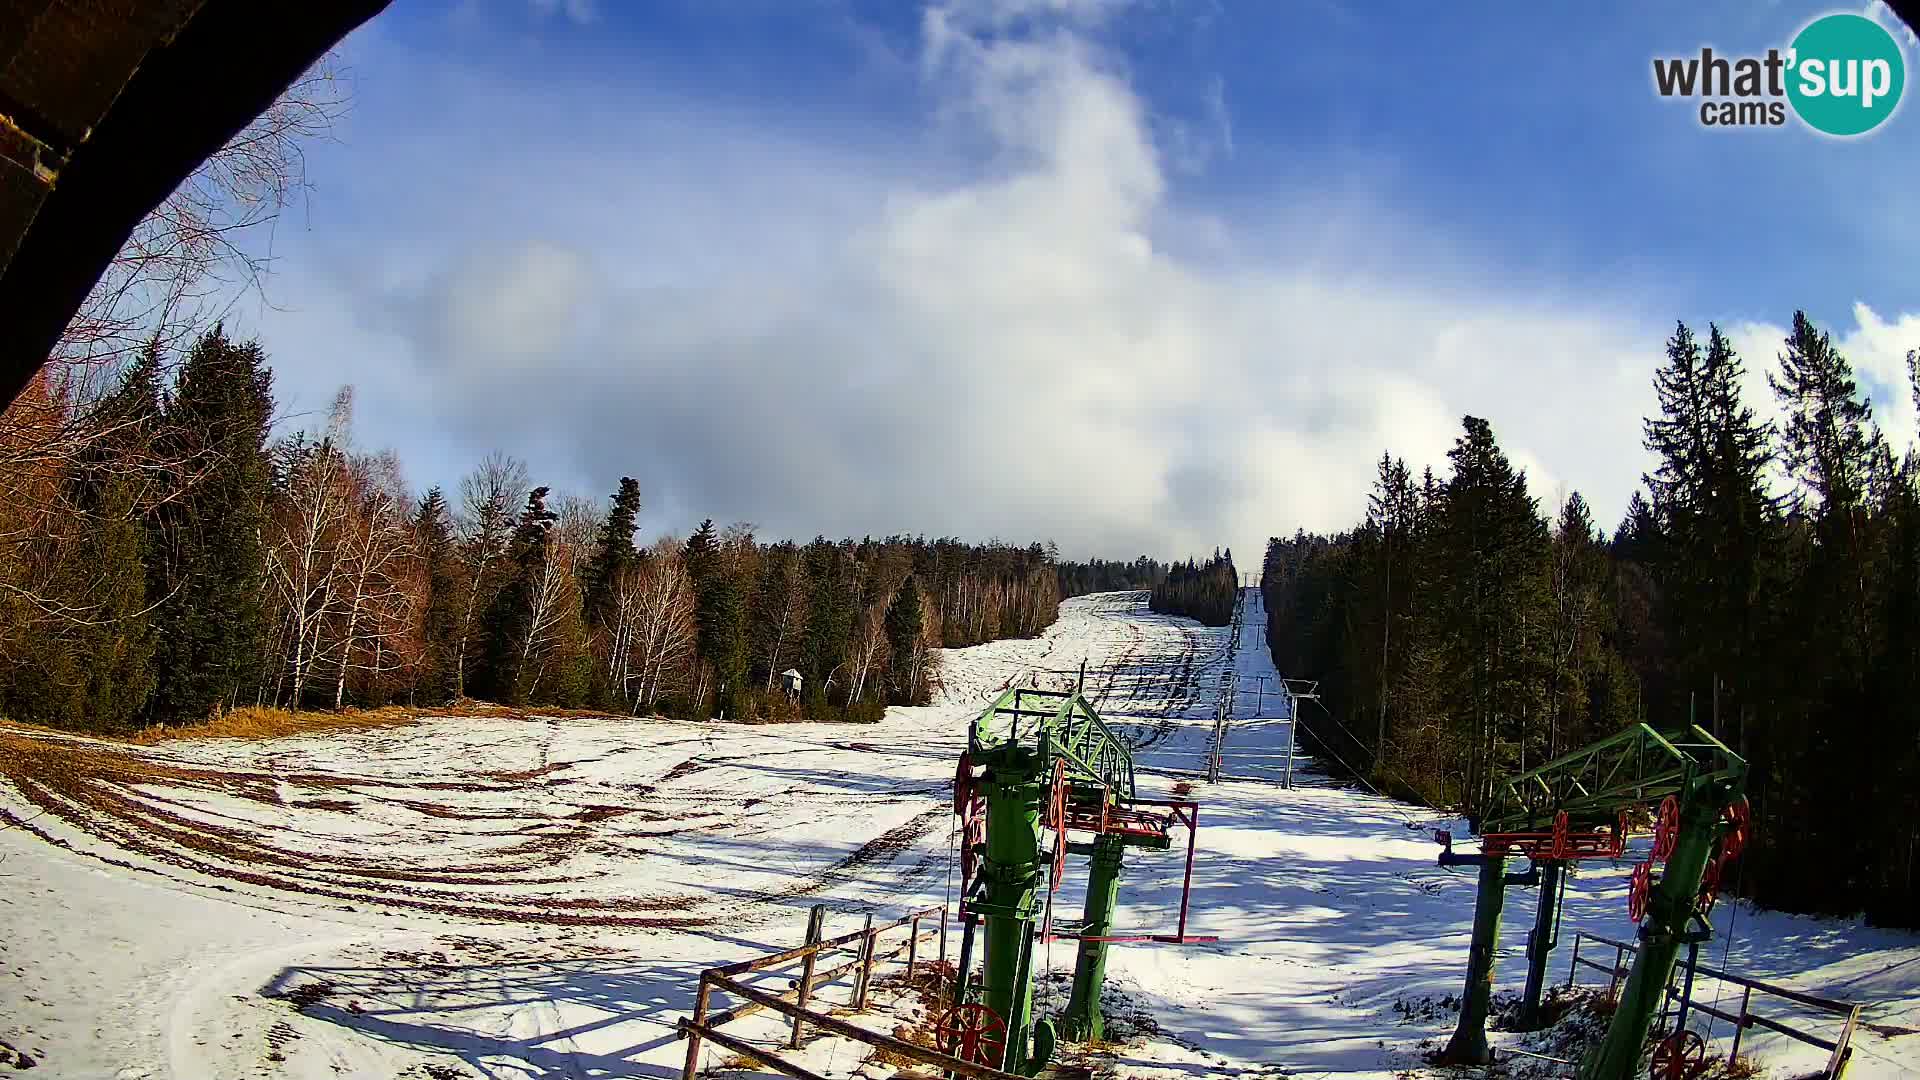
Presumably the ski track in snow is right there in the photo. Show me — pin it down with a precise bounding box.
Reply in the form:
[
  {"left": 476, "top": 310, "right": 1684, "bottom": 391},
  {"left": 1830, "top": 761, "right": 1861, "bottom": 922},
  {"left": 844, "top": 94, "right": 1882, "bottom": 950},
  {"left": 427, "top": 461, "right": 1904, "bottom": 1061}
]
[{"left": 1, "top": 590, "right": 1917, "bottom": 1079}]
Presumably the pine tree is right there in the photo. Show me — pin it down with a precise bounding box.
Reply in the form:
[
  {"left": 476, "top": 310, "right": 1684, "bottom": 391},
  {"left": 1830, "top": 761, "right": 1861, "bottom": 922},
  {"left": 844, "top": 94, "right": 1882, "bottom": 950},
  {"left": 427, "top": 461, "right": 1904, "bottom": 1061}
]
[
  {"left": 885, "top": 573, "right": 926, "bottom": 703},
  {"left": 146, "top": 327, "right": 275, "bottom": 723},
  {"left": 1430, "top": 415, "right": 1550, "bottom": 813},
  {"left": 1641, "top": 321, "right": 1779, "bottom": 728},
  {"left": 685, "top": 519, "right": 747, "bottom": 716},
  {"left": 0, "top": 350, "right": 161, "bottom": 730},
  {"left": 478, "top": 486, "right": 557, "bottom": 704},
  {"left": 1355, "top": 452, "right": 1416, "bottom": 762},
  {"left": 580, "top": 477, "right": 642, "bottom": 631},
  {"left": 414, "top": 487, "right": 462, "bottom": 703}
]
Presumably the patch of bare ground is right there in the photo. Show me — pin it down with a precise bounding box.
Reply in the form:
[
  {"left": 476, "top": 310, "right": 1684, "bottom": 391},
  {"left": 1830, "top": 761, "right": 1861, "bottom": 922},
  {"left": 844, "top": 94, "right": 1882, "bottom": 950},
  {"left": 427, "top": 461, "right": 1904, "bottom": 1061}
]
[{"left": 0, "top": 727, "right": 712, "bottom": 928}]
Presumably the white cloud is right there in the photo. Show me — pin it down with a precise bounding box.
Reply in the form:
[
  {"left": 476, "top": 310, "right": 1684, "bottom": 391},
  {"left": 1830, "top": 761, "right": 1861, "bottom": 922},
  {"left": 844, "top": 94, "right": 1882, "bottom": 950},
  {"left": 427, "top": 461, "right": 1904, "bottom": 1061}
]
[{"left": 254, "top": 5, "right": 1920, "bottom": 566}]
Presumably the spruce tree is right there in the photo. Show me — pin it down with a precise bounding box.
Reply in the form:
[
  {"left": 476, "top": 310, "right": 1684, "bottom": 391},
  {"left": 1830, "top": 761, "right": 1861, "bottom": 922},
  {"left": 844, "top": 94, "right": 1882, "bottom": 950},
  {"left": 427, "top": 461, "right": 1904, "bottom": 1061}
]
[
  {"left": 1771, "top": 311, "right": 1881, "bottom": 520},
  {"left": 1641, "top": 321, "right": 1779, "bottom": 727},
  {"left": 1430, "top": 415, "right": 1550, "bottom": 812},
  {"left": 581, "top": 477, "right": 642, "bottom": 631},
  {"left": 146, "top": 327, "right": 275, "bottom": 723},
  {"left": 685, "top": 519, "right": 746, "bottom": 716},
  {"left": 414, "top": 487, "right": 462, "bottom": 703},
  {"left": 0, "top": 350, "right": 161, "bottom": 730},
  {"left": 478, "top": 487, "right": 556, "bottom": 704},
  {"left": 885, "top": 573, "right": 925, "bottom": 703}
]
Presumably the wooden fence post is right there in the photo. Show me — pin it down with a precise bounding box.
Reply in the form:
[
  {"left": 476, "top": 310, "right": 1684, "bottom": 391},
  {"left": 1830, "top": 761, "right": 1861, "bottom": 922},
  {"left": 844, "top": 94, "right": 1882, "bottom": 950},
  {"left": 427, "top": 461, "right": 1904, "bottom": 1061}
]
[
  {"left": 908, "top": 913, "right": 921, "bottom": 980},
  {"left": 1826, "top": 1005, "right": 1861, "bottom": 1078},
  {"left": 855, "top": 913, "right": 876, "bottom": 1009},
  {"left": 789, "top": 904, "right": 828, "bottom": 1049},
  {"left": 681, "top": 976, "right": 712, "bottom": 1080}
]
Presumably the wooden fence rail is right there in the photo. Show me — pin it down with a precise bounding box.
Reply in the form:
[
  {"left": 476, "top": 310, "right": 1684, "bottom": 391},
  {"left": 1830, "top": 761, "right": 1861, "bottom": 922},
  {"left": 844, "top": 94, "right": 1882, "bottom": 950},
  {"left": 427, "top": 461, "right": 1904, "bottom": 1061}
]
[
  {"left": 1567, "top": 931, "right": 1862, "bottom": 1078},
  {"left": 679, "top": 904, "right": 960, "bottom": 1080}
]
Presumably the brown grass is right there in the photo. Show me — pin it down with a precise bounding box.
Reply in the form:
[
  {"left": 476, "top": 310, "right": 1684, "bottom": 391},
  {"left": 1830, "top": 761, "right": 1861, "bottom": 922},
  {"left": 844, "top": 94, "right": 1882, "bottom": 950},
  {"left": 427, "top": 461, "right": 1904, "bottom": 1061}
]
[
  {"left": 125, "top": 705, "right": 420, "bottom": 744},
  {"left": 115, "top": 698, "right": 643, "bottom": 745}
]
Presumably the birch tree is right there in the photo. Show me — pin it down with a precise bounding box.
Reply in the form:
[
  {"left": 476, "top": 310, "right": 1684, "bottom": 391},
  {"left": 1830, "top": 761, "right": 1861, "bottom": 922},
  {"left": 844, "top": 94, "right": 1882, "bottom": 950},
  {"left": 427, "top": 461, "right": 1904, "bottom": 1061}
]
[{"left": 454, "top": 452, "right": 528, "bottom": 698}]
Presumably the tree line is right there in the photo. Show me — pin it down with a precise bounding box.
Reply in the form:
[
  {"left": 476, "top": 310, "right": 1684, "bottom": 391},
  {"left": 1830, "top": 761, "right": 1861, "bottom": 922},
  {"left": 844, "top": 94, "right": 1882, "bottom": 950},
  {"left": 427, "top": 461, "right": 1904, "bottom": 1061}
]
[
  {"left": 1150, "top": 551, "right": 1239, "bottom": 626},
  {"left": 1263, "top": 312, "right": 1920, "bottom": 926},
  {"left": 0, "top": 328, "right": 1068, "bottom": 733},
  {"left": 1056, "top": 556, "right": 1168, "bottom": 598}
]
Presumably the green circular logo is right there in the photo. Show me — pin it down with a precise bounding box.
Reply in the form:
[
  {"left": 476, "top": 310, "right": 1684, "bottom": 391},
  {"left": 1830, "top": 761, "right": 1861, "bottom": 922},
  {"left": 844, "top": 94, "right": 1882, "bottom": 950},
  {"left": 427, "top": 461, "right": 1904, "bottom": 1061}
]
[{"left": 1787, "top": 13, "right": 1906, "bottom": 136}]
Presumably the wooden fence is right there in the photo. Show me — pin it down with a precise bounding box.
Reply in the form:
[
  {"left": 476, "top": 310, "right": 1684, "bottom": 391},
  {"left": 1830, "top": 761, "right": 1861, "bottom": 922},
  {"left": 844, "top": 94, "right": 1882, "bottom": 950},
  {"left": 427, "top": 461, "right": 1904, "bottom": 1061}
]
[
  {"left": 1567, "top": 931, "right": 1862, "bottom": 1078},
  {"left": 677, "top": 903, "right": 1024, "bottom": 1080}
]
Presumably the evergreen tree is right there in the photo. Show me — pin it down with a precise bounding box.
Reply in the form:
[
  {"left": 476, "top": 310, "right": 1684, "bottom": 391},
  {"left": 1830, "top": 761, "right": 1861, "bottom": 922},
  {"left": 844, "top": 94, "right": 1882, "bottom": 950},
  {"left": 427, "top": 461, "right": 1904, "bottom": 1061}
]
[
  {"left": 0, "top": 353, "right": 162, "bottom": 730},
  {"left": 1642, "top": 321, "right": 1779, "bottom": 729},
  {"left": 580, "top": 477, "right": 642, "bottom": 631},
  {"left": 146, "top": 327, "right": 275, "bottom": 723},
  {"left": 1429, "top": 415, "right": 1550, "bottom": 812},
  {"left": 685, "top": 519, "right": 747, "bottom": 716},
  {"left": 1771, "top": 311, "right": 1884, "bottom": 663},
  {"left": 478, "top": 487, "right": 557, "bottom": 704},
  {"left": 885, "top": 572, "right": 926, "bottom": 703},
  {"left": 413, "top": 487, "right": 462, "bottom": 704}
]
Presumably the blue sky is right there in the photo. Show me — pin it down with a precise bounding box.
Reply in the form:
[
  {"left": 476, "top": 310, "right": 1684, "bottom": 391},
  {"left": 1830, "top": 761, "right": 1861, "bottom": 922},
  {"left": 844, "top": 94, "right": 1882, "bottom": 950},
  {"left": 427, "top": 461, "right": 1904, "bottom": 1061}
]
[{"left": 236, "top": 0, "right": 1920, "bottom": 563}]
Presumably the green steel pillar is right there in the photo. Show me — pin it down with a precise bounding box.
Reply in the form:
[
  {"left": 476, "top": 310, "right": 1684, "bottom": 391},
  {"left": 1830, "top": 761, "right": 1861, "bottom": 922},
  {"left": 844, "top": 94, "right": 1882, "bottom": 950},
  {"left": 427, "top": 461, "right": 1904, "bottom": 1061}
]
[
  {"left": 980, "top": 757, "right": 1044, "bottom": 1073},
  {"left": 1062, "top": 832, "right": 1126, "bottom": 1040},
  {"left": 1519, "top": 860, "right": 1564, "bottom": 1029},
  {"left": 1439, "top": 853, "right": 1509, "bottom": 1065},
  {"left": 1581, "top": 789, "right": 1727, "bottom": 1080}
]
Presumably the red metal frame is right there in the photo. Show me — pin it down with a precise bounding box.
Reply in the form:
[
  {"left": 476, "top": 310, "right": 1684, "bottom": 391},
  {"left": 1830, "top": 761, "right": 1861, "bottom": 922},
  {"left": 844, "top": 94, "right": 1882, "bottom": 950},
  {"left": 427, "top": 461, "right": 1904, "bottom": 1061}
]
[
  {"left": 1482, "top": 808, "right": 1630, "bottom": 861},
  {"left": 1038, "top": 798, "right": 1215, "bottom": 946}
]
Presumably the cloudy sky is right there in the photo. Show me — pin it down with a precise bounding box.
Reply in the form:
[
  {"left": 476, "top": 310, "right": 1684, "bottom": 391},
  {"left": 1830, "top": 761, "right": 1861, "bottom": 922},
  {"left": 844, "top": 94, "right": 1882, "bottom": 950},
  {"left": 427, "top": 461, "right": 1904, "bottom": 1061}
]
[{"left": 234, "top": 0, "right": 1920, "bottom": 566}]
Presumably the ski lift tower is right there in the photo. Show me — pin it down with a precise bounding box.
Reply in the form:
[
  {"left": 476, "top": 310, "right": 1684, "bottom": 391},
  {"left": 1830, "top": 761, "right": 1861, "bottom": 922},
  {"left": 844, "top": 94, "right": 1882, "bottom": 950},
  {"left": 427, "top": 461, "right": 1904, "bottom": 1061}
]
[
  {"left": 947, "top": 687, "right": 1212, "bottom": 1074},
  {"left": 1432, "top": 723, "right": 1749, "bottom": 1080}
]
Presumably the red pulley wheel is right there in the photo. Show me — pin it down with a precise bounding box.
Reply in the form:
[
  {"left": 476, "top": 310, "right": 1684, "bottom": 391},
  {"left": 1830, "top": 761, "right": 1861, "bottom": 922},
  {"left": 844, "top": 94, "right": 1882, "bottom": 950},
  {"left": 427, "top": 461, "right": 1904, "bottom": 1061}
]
[
  {"left": 1628, "top": 860, "right": 1653, "bottom": 923},
  {"left": 1652, "top": 796, "right": 1680, "bottom": 863},
  {"left": 953, "top": 751, "right": 975, "bottom": 815},
  {"left": 1722, "top": 798, "right": 1751, "bottom": 862},
  {"left": 1650, "top": 1029, "right": 1706, "bottom": 1080},
  {"left": 1697, "top": 856, "right": 1722, "bottom": 914},
  {"left": 935, "top": 1002, "right": 1007, "bottom": 1068}
]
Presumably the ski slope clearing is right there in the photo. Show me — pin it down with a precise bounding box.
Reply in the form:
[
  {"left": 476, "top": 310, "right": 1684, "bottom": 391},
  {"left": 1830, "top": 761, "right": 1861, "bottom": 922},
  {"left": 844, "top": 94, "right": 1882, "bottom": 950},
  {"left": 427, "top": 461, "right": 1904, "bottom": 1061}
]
[{"left": 2, "top": 590, "right": 1916, "bottom": 1078}]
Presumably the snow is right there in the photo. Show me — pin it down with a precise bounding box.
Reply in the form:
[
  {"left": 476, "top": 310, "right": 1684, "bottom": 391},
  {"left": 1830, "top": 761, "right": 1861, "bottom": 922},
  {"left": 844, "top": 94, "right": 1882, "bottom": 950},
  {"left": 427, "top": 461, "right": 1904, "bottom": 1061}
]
[{"left": 1, "top": 589, "right": 1916, "bottom": 1079}]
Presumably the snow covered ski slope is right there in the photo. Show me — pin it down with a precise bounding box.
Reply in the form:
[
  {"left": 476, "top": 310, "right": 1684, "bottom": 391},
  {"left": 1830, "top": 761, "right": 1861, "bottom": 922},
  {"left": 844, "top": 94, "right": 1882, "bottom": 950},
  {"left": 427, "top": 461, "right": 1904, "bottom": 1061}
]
[{"left": 2, "top": 590, "right": 1916, "bottom": 1078}]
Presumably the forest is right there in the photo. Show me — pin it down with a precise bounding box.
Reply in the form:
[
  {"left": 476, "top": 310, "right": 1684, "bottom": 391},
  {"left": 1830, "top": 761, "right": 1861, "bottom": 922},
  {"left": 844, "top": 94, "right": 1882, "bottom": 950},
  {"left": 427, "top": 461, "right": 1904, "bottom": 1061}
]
[
  {"left": 1264, "top": 315, "right": 1920, "bottom": 927},
  {"left": 1150, "top": 551, "right": 1240, "bottom": 626},
  {"left": 1056, "top": 556, "right": 1168, "bottom": 598},
  {"left": 0, "top": 328, "right": 1066, "bottom": 734}
]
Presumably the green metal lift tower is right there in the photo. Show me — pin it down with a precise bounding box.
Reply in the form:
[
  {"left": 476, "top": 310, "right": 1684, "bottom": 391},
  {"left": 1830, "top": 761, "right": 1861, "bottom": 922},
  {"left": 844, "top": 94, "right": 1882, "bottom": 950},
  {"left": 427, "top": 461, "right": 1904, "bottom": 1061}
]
[
  {"left": 944, "top": 687, "right": 1208, "bottom": 1074},
  {"left": 1434, "top": 723, "right": 1749, "bottom": 1080}
]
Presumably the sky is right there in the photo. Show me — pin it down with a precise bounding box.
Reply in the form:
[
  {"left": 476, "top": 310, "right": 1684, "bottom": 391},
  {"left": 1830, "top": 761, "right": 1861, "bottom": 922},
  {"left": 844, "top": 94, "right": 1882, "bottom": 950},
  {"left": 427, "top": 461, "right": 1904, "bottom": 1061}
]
[{"left": 229, "top": 0, "right": 1920, "bottom": 567}]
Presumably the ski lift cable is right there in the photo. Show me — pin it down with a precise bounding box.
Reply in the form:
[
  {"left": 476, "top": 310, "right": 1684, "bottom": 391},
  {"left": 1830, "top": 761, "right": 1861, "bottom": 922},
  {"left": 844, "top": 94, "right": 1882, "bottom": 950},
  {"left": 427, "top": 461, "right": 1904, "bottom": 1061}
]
[
  {"left": 1290, "top": 696, "right": 1423, "bottom": 830},
  {"left": 1705, "top": 852, "right": 1746, "bottom": 1046},
  {"left": 1285, "top": 684, "right": 1434, "bottom": 816},
  {"left": 1293, "top": 693, "right": 1426, "bottom": 828}
]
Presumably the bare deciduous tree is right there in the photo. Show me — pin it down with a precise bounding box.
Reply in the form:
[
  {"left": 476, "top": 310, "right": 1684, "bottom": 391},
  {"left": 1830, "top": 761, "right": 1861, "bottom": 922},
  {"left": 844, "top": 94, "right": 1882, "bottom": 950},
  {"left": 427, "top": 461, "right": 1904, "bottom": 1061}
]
[
  {"left": 454, "top": 452, "right": 529, "bottom": 698},
  {"left": 628, "top": 538, "right": 698, "bottom": 711}
]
